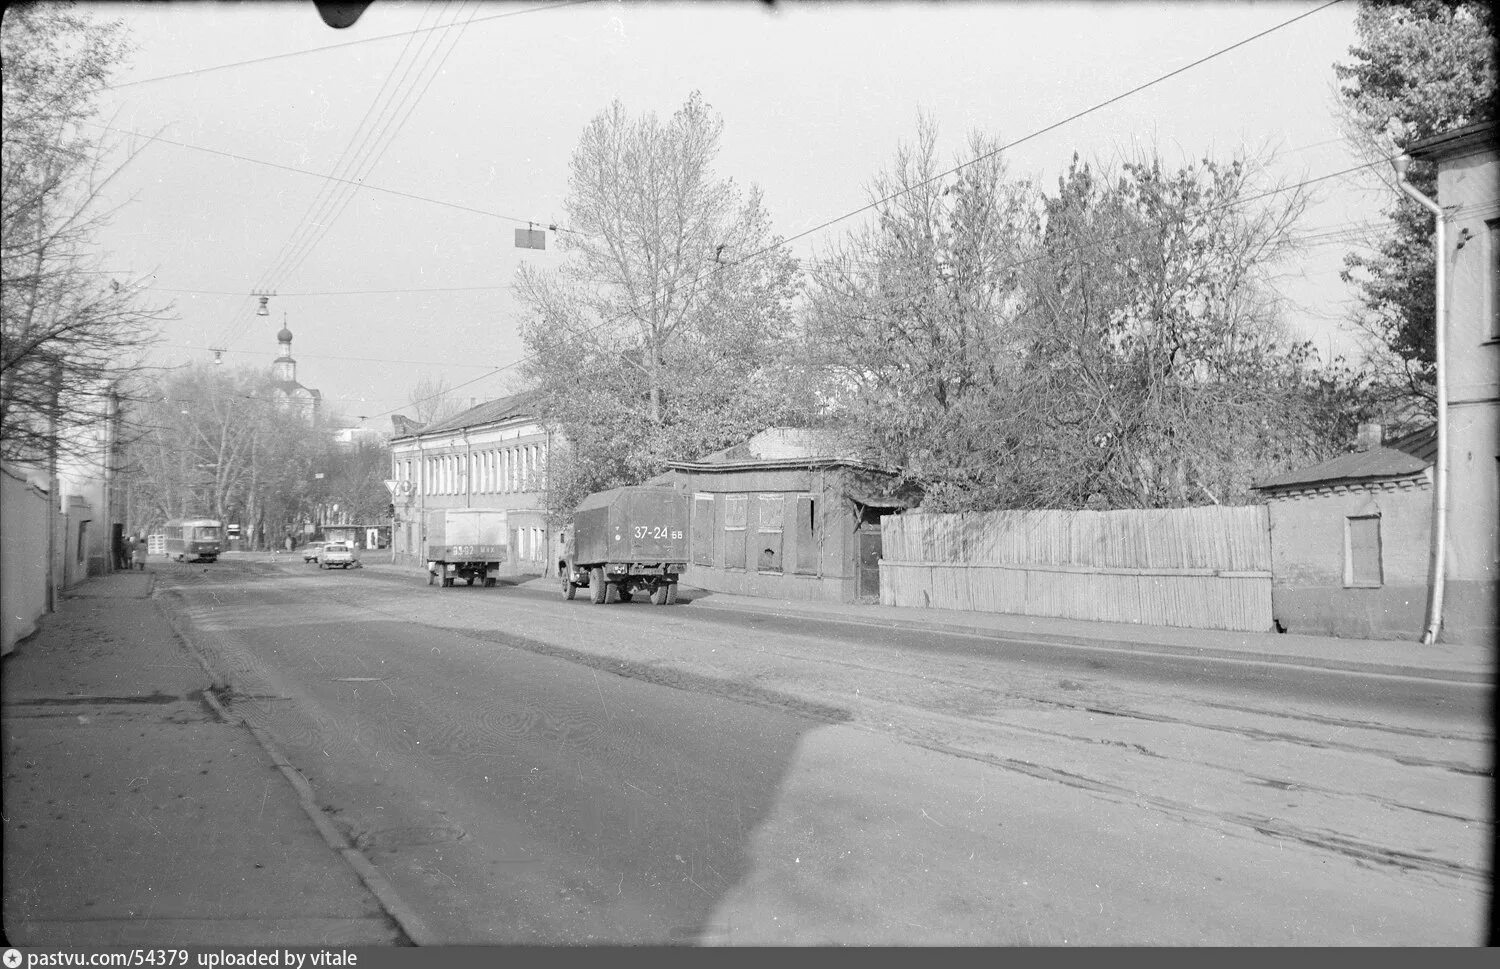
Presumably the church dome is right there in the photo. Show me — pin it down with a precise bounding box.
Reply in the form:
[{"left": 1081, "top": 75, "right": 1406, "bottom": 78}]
[{"left": 277, "top": 326, "right": 293, "bottom": 343}]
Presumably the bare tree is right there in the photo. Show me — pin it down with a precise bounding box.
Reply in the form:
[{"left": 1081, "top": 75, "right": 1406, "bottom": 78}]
[
  {"left": 406, "top": 371, "right": 467, "bottom": 427},
  {"left": 1, "top": 3, "right": 169, "bottom": 466},
  {"left": 516, "top": 91, "right": 807, "bottom": 516},
  {"left": 125, "top": 363, "right": 327, "bottom": 546}
]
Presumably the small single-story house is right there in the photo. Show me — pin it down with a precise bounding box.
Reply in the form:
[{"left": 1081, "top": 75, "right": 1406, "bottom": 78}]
[
  {"left": 1253, "top": 424, "right": 1435, "bottom": 641},
  {"left": 652, "top": 428, "right": 907, "bottom": 602}
]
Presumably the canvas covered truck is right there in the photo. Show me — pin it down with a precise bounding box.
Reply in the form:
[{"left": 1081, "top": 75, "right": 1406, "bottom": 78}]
[
  {"left": 563, "top": 486, "right": 689, "bottom": 605},
  {"left": 425, "top": 508, "right": 508, "bottom": 588}
]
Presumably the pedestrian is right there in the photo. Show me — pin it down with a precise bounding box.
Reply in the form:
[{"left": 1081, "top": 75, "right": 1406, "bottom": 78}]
[
  {"left": 135, "top": 533, "right": 149, "bottom": 570},
  {"left": 120, "top": 535, "right": 134, "bottom": 572}
]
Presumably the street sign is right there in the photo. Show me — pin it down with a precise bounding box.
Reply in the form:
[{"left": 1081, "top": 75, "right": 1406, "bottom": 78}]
[
  {"left": 515, "top": 228, "right": 546, "bottom": 250},
  {"left": 384, "top": 479, "right": 399, "bottom": 495}
]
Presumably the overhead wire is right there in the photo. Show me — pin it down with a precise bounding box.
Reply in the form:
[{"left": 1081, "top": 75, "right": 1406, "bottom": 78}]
[
  {"left": 213, "top": 0, "right": 484, "bottom": 355},
  {"left": 102, "top": 0, "right": 606, "bottom": 91},
  {"left": 259, "top": 0, "right": 483, "bottom": 293},
  {"left": 86, "top": 123, "right": 567, "bottom": 230},
  {"left": 373, "top": 0, "right": 1361, "bottom": 422},
  {"left": 119, "top": 0, "right": 1359, "bottom": 418}
]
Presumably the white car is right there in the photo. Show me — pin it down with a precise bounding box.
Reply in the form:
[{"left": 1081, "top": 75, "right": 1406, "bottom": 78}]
[{"left": 318, "top": 542, "right": 359, "bottom": 569}]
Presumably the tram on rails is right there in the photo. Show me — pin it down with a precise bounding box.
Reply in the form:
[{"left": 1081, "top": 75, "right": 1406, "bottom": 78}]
[{"left": 162, "top": 518, "right": 224, "bottom": 563}]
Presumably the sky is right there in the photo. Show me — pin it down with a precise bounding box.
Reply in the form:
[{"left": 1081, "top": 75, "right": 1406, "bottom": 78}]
[{"left": 72, "top": 0, "right": 1392, "bottom": 429}]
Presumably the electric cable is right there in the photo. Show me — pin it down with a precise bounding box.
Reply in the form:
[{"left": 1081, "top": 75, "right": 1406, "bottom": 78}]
[{"left": 102, "top": 0, "right": 605, "bottom": 91}]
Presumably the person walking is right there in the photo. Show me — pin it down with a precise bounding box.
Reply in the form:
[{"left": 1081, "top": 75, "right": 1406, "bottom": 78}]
[{"left": 135, "top": 533, "right": 149, "bottom": 570}]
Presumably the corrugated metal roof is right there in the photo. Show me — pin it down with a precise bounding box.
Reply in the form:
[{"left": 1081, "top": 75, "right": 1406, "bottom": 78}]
[
  {"left": 1253, "top": 425, "right": 1435, "bottom": 491},
  {"left": 397, "top": 390, "right": 539, "bottom": 438}
]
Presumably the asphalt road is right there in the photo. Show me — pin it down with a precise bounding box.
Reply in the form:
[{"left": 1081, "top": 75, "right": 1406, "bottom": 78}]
[{"left": 156, "top": 557, "right": 1493, "bottom": 944}]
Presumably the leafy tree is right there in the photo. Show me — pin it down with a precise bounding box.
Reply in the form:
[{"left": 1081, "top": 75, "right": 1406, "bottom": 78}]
[
  {"left": 1, "top": 2, "right": 168, "bottom": 465},
  {"left": 1333, "top": 0, "right": 1495, "bottom": 419},
  {"left": 800, "top": 116, "right": 1037, "bottom": 507},
  {"left": 515, "top": 92, "right": 807, "bottom": 518},
  {"left": 805, "top": 127, "right": 1366, "bottom": 511},
  {"left": 1009, "top": 150, "right": 1365, "bottom": 509}
]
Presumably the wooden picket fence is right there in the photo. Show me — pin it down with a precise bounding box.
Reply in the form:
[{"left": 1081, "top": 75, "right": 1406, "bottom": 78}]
[{"left": 879, "top": 506, "right": 1273, "bottom": 631}]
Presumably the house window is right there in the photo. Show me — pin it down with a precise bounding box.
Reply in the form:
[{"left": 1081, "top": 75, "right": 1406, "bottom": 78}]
[
  {"left": 724, "top": 494, "right": 747, "bottom": 569},
  {"left": 756, "top": 493, "right": 784, "bottom": 573},
  {"left": 1345, "top": 514, "right": 1382, "bottom": 588},
  {"left": 794, "top": 494, "right": 818, "bottom": 574},
  {"left": 692, "top": 493, "right": 715, "bottom": 566}
]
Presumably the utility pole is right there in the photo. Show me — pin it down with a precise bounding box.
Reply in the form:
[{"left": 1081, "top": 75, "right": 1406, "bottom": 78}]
[{"left": 46, "top": 359, "right": 61, "bottom": 613}]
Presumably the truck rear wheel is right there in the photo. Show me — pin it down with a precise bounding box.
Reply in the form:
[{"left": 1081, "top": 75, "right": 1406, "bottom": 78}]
[
  {"left": 562, "top": 574, "right": 578, "bottom": 599},
  {"left": 650, "top": 582, "right": 667, "bottom": 606},
  {"left": 665, "top": 581, "right": 678, "bottom": 605},
  {"left": 604, "top": 576, "right": 621, "bottom": 604},
  {"left": 590, "top": 567, "right": 607, "bottom": 604}
]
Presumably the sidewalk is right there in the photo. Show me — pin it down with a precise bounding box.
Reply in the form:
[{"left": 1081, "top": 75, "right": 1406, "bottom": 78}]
[
  {"left": 0, "top": 569, "right": 414, "bottom": 947},
  {"left": 347, "top": 552, "right": 1494, "bottom": 686}
]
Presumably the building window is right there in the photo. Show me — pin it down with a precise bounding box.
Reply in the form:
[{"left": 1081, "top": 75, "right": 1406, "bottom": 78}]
[
  {"left": 724, "top": 494, "right": 747, "bottom": 569},
  {"left": 692, "top": 493, "right": 715, "bottom": 566},
  {"left": 794, "top": 494, "right": 818, "bottom": 574},
  {"left": 756, "top": 493, "right": 784, "bottom": 573},
  {"left": 1345, "top": 514, "right": 1383, "bottom": 588}
]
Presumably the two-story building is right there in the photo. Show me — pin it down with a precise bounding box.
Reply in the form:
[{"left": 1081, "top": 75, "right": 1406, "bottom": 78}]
[{"left": 388, "top": 391, "right": 555, "bottom": 574}]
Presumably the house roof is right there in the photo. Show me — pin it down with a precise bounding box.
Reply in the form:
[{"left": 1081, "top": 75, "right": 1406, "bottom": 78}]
[
  {"left": 1406, "top": 119, "right": 1497, "bottom": 162},
  {"left": 666, "top": 427, "right": 891, "bottom": 473},
  {"left": 393, "top": 390, "right": 539, "bottom": 440},
  {"left": 1253, "top": 425, "right": 1435, "bottom": 492}
]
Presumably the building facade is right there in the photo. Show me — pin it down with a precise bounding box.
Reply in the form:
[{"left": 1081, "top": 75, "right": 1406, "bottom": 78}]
[
  {"left": 1407, "top": 120, "right": 1499, "bottom": 646},
  {"left": 1254, "top": 425, "right": 1435, "bottom": 640},
  {"left": 653, "top": 428, "right": 906, "bottom": 603},
  {"left": 1252, "top": 120, "right": 1497, "bottom": 645},
  {"left": 388, "top": 392, "right": 554, "bottom": 574}
]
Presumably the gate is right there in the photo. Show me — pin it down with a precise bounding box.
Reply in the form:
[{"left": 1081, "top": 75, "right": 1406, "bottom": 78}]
[{"left": 856, "top": 528, "right": 883, "bottom": 599}]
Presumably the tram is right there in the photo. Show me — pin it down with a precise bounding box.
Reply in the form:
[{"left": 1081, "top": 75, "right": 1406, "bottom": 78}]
[{"left": 162, "top": 518, "right": 224, "bottom": 563}]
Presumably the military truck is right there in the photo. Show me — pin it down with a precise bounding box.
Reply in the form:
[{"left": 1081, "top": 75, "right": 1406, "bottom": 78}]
[
  {"left": 563, "top": 486, "right": 689, "bottom": 605},
  {"left": 425, "top": 508, "right": 508, "bottom": 588}
]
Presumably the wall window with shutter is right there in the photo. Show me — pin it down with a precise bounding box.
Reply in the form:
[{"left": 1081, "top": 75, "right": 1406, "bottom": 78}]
[
  {"left": 794, "top": 494, "right": 818, "bottom": 574},
  {"left": 756, "top": 493, "right": 785, "bottom": 572},
  {"left": 724, "top": 494, "right": 747, "bottom": 569},
  {"left": 1344, "top": 514, "right": 1382, "bottom": 588},
  {"left": 692, "top": 494, "right": 715, "bottom": 566}
]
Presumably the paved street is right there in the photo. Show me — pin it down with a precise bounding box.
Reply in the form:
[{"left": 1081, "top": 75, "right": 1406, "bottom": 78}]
[{"left": 121, "top": 555, "right": 1495, "bottom": 944}]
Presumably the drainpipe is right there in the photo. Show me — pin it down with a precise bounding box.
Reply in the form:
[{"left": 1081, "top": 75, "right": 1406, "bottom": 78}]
[{"left": 1393, "top": 153, "right": 1447, "bottom": 645}]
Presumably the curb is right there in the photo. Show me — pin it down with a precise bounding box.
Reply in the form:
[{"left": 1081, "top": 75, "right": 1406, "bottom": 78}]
[
  {"left": 155, "top": 590, "right": 433, "bottom": 946},
  {"left": 273, "top": 561, "right": 1492, "bottom": 686},
  {"left": 677, "top": 595, "right": 1495, "bottom": 688}
]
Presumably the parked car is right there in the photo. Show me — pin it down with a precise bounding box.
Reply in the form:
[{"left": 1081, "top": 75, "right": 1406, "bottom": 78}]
[
  {"left": 299, "top": 543, "right": 323, "bottom": 563},
  {"left": 319, "top": 542, "right": 359, "bottom": 569}
]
